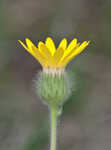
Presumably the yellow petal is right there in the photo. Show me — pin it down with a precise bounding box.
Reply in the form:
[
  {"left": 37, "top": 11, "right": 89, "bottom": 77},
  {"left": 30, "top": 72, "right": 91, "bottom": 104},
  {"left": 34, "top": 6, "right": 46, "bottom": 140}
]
[
  {"left": 38, "top": 41, "right": 55, "bottom": 66},
  {"left": 61, "top": 41, "right": 90, "bottom": 67},
  {"left": 58, "top": 42, "right": 80, "bottom": 65},
  {"left": 38, "top": 42, "right": 51, "bottom": 58},
  {"left": 26, "top": 38, "right": 37, "bottom": 50},
  {"left": 74, "top": 41, "right": 90, "bottom": 55},
  {"left": 18, "top": 40, "right": 48, "bottom": 67},
  {"left": 26, "top": 39, "right": 41, "bottom": 56},
  {"left": 58, "top": 38, "right": 67, "bottom": 50},
  {"left": 63, "top": 38, "right": 77, "bottom": 58},
  {"left": 53, "top": 47, "right": 64, "bottom": 67},
  {"left": 31, "top": 45, "right": 49, "bottom": 67},
  {"left": 39, "top": 43, "right": 54, "bottom": 67},
  {"left": 67, "top": 38, "right": 77, "bottom": 51},
  {"left": 18, "top": 40, "right": 29, "bottom": 51},
  {"left": 63, "top": 42, "right": 80, "bottom": 59},
  {"left": 18, "top": 40, "right": 35, "bottom": 56},
  {"left": 45, "top": 37, "right": 56, "bottom": 55},
  {"left": 38, "top": 41, "right": 45, "bottom": 49}
]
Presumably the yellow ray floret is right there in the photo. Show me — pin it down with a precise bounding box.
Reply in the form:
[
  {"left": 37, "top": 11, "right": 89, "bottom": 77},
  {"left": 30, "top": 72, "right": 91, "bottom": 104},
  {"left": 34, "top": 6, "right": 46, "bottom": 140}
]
[{"left": 18, "top": 37, "right": 90, "bottom": 69}]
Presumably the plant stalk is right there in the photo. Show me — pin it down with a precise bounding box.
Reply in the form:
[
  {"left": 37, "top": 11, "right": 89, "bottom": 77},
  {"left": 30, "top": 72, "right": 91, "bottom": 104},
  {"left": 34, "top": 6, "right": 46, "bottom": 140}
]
[{"left": 50, "top": 106, "right": 58, "bottom": 150}]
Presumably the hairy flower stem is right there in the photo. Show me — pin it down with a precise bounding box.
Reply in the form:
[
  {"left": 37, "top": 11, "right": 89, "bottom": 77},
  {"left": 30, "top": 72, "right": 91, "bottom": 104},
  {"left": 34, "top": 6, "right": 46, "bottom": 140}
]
[{"left": 50, "top": 106, "right": 58, "bottom": 150}]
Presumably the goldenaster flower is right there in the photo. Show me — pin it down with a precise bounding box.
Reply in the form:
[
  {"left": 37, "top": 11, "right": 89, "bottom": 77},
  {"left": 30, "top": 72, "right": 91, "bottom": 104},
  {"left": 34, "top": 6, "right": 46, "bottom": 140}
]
[
  {"left": 18, "top": 37, "right": 90, "bottom": 150},
  {"left": 18, "top": 37, "right": 90, "bottom": 74}
]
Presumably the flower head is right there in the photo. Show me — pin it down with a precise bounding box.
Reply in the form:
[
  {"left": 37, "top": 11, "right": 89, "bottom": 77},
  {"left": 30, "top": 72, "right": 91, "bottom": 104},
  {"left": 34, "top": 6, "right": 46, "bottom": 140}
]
[
  {"left": 18, "top": 37, "right": 90, "bottom": 74},
  {"left": 18, "top": 37, "right": 90, "bottom": 109}
]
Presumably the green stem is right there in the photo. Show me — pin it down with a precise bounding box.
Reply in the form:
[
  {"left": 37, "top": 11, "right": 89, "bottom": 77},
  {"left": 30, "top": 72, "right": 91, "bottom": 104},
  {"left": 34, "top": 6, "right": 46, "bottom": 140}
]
[{"left": 50, "top": 106, "right": 58, "bottom": 150}]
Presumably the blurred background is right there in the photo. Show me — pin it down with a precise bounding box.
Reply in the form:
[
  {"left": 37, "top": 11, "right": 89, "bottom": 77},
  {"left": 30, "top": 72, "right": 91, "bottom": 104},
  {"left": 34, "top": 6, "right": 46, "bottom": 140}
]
[{"left": 0, "top": 0, "right": 111, "bottom": 150}]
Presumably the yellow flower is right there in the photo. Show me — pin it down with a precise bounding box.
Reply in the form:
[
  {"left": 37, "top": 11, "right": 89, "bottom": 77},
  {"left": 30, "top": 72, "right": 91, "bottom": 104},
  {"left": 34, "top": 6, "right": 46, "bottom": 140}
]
[{"left": 18, "top": 37, "right": 90, "bottom": 73}]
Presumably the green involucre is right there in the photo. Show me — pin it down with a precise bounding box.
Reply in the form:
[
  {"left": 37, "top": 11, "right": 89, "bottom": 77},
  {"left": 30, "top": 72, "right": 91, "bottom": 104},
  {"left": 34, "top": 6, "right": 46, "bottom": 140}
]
[{"left": 39, "top": 72, "right": 69, "bottom": 108}]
